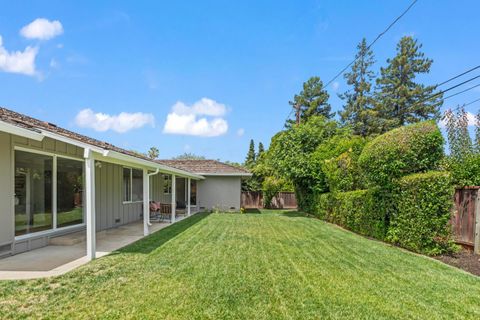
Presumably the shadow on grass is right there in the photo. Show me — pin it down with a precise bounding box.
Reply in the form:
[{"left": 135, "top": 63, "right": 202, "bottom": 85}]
[
  {"left": 279, "top": 211, "right": 308, "bottom": 218},
  {"left": 117, "top": 212, "right": 211, "bottom": 255},
  {"left": 244, "top": 208, "right": 262, "bottom": 214}
]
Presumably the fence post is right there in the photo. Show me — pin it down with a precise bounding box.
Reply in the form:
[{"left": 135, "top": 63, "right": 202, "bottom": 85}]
[{"left": 475, "top": 189, "right": 480, "bottom": 254}]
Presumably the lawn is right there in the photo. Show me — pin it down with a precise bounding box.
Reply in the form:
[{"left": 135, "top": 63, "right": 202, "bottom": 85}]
[{"left": 1, "top": 211, "right": 480, "bottom": 319}]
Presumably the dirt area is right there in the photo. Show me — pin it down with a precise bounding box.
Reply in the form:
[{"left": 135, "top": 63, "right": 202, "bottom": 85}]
[{"left": 436, "top": 249, "right": 480, "bottom": 276}]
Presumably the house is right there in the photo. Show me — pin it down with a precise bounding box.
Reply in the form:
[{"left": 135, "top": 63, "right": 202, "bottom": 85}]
[{"left": 0, "top": 107, "right": 251, "bottom": 262}]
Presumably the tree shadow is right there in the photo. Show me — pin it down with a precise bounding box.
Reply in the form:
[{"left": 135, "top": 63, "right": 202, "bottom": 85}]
[
  {"left": 244, "top": 208, "right": 262, "bottom": 214},
  {"left": 117, "top": 212, "right": 211, "bottom": 255},
  {"left": 279, "top": 211, "right": 308, "bottom": 218}
]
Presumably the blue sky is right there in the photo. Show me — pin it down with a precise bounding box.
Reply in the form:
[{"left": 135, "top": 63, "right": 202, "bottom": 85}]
[{"left": 0, "top": 1, "right": 479, "bottom": 162}]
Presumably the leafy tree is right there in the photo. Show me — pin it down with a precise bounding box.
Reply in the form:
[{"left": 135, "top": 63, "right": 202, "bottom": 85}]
[
  {"left": 339, "top": 38, "right": 379, "bottom": 136},
  {"left": 245, "top": 139, "right": 256, "bottom": 168},
  {"left": 375, "top": 36, "right": 443, "bottom": 132},
  {"left": 287, "top": 76, "right": 333, "bottom": 126},
  {"left": 147, "top": 146, "right": 159, "bottom": 159},
  {"left": 257, "top": 142, "right": 265, "bottom": 160},
  {"left": 172, "top": 153, "right": 206, "bottom": 160}
]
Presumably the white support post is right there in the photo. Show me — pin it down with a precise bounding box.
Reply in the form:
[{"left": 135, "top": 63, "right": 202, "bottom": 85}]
[
  {"left": 143, "top": 169, "right": 149, "bottom": 236},
  {"left": 84, "top": 150, "right": 96, "bottom": 261},
  {"left": 171, "top": 174, "right": 176, "bottom": 223},
  {"left": 475, "top": 191, "right": 480, "bottom": 254},
  {"left": 187, "top": 178, "right": 191, "bottom": 216}
]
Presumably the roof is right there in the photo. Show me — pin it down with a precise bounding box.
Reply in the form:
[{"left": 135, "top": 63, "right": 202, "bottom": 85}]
[
  {"left": 0, "top": 107, "right": 202, "bottom": 179},
  {"left": 156, "top": 159, "right": 252, "bottom": 176}
]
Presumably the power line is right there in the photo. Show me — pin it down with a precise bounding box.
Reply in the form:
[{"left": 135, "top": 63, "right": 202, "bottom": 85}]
[
  {"left": 437, "top": 65, "right": 480, "bottom": 87},
  {"left": 323, "top": 0, "right": 418, "bottom": 88},
  {"left": 281, "top": 0, "right": 418, "bottom": 128}
]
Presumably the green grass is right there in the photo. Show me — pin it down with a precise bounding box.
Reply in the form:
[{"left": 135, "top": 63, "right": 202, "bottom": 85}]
[{"left": 1, "top": 210, "right": 479, "bottom": 319}]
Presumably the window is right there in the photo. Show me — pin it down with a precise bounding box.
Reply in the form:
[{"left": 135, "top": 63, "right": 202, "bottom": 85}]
[
  {"left": 14, "top": 149, "right": 85, "bottom": 237},
  {"left": 57, "top": 158, "right": 84, "bottom": 228},
  {"left": 123, "top": 167, "right": 143, "bottom": 202},
  {"left": 190, "top": 180, "right": 197, "bottom": 205},
  {"left": 163, "top": 175, "right": 172, "bottom": 194},
  {"left": 15, "top": 151, "right": 53, "bottom": 236}
]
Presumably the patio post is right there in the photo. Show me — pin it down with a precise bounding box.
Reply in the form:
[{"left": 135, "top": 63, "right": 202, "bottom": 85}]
[
  {"left": 143, "top": 169, "right": 149, "bottom": 236},
  {"left": 84, "top": 148, "right": 96, "bottom": 260},
  {"left": 171, "top": 174, "right": 176, "bottom": 223},
  {"left": 187, "top": 178, "right": 191, "bottom": 216}
]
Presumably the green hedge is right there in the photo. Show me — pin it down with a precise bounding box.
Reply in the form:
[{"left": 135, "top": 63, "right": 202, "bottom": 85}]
[
  {"left": 386, "top": 171, "right": 456, "bottom": 255},
  {"left": 358, "top": 121, "right": 444, "bottom": 187},
  {"left": 314, "top": 189, "right": 388, "bottom": 240}
]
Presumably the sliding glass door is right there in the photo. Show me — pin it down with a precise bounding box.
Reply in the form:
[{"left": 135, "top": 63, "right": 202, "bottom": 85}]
[{"left": 14, "top": 149, "right": 84, "bottom": 237}]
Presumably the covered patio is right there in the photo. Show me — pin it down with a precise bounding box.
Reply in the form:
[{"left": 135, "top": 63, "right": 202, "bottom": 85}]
[{"left": 0, "top": 214, "right": 194, "bottom": 280}]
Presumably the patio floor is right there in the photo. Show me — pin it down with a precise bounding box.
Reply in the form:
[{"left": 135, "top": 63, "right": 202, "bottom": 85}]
[{"left": 0, "top": 214, "right": 191, "bottom": 280}]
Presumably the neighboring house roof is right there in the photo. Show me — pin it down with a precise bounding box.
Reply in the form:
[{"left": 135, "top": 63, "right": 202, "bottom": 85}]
[
  {"left": 156, "top": 159, "right": 252, "bottom": 176},
  {"left": 0, "top": 107, "right": 202, "bottom": 179}
]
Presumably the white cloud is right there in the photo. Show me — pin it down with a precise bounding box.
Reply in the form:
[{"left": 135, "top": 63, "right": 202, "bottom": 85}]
[
  {"left": 0, "top": 36, "right": 38, "bottom": 76},
  {"left": 49, "top": 58, "right": 59, "bottom": 68},
  {"left": 75, "top": 108, "right": 155, "bottom": 133},
  {"left": 237, "top": 128, "right": 245, "bottom": 137},
  {"left": 20, "top": 18, "right": 63, "bottom": 40},
  {"left": 163, "top": 98, "right": 229, "bottom": 137},
  {"left": 332, "top": 81, "right": 340, "bottom": 92}
]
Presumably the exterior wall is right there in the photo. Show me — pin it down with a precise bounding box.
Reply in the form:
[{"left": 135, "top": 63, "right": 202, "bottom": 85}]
[
  {"left": 94, "top": 161, "right": 144, "bottom": 231},
  {"left": 197, "top": 176, "right": 242, "bottom": 211},
  {"left": 0, "top": 133, "right": 85, "bottom": 256},
  {"left": 150, "top": 173, "right": 171, "bottom": 203}
]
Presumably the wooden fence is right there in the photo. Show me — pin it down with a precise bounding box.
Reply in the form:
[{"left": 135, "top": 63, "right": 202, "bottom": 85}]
[
  {"left": 452, "top": 187, "right": 480, "bottom": 253},
  {"left": 241, "top": 191, "right": 297, "bottom": 209}
]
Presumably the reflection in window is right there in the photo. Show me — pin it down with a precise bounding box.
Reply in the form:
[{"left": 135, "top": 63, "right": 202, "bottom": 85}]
[
  {"left": 123, "top": 168, "right": 132, "bottom": 202},
  {"left": 190, "top": 180, "right": 197, "bottom": 205},
  {"left": 163, "top": 175, "right": 172, "bottom": 194},
  {"left": 132, "top": 169, "right": 143, "bottom": 201},
  {"left": 57, "top": 158, "right": 84, "bottom": 228},
  {"left": 14, "top": 150, "right": 53, "bottom": 236}
]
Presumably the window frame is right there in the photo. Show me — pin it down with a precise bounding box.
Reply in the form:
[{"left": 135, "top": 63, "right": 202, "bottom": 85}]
[
  {"left": 13, "top": 146, "right": 86, "bottom": 240},
  {"left": 163, "top": 174, "right": 172, "bottom": 194},
  {"left": 122, "top": 166, "right": 143, "bottom": 204}
]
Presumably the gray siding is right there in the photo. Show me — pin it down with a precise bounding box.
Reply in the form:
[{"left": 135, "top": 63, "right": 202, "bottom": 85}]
[{"left": 197, "top": 176, "right": 241, "bottom": 211}]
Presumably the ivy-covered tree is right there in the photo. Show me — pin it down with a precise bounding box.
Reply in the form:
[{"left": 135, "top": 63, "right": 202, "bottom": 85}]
[
  {"left": 339, "top": 38, "right": 379, "bottom": 136},
  {"left": 245, "top": 139, "right": 256, "bottom": 168},
  {"left": 257, "top": 142, "right": 265, "bottom": 159},
  {"left": 287, "top": 76, "right": 333, "bottom": 127},
  {"left": 375, "top": 36, "right": 443, "bottom": 132}
]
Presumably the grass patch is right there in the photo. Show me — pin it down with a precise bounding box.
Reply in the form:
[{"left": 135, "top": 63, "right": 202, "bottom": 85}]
[{"left": 1, "top": 211, "right": 479, "bottom": 319}]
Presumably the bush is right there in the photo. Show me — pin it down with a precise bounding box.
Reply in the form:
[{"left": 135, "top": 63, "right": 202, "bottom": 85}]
[
  {"left": 386, "top": 171, "right": 456, "bottom": 255},
  {"left": 262, "top": 176, "right": 292, "bottom": 208},
  {"left": 358, "top": 121, "right": 444, "bottom": 187},
  {"left": 314, "top": 189, "right": 389, "bottom": 240}
]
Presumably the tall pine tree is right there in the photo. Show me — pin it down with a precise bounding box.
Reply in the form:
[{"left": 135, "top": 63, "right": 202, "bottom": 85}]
[
  {"left": 245, "top": 139, "right": 256, "bottom": 168},
  {"left": 257, "top": 142, "right": 265, "bottom": 159},
  {"left": 375, "top": 36, "right": 443, "bottom": 132},
  {"left": 287, "top": 76, "right": 333, "bottom": 127},
  {"left": 339, "top": 38, "right": 378, "bottom": 136}
]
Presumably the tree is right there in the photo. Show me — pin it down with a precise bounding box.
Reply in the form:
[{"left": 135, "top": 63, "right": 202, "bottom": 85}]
[
  {"left": 147, "top": 146, "right": 159, "bottom": 159},
  {"left": 245, "top": 139, "right": 256, "bottom": 168},
  {"left": 339, "top": 38, "right": 379, "bottom": 136},
  {"left": 172, "top": 153, "right": 206, "bottom": 160},
  {"left": 257, "top": 142, "right": 265, "bottom": 159},
  {"left": 375, "top": 36, "right": 443, "bottom": 132},
  {"left": 287, "top": 76, "right": 333, "bottom": 126}
]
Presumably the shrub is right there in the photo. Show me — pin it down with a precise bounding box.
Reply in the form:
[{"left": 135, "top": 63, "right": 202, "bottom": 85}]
[
  {"left": 358, "top": 121, "right": 444, "bottom": 187},
  {"left": 387, "top": 171, "right": 456, "bottom": 255},
  {"left": 314, "top": 189, "right": 389, "bottom": 240},
  {"left": 262, "top": 176, "right": 292, "bottom": 208}
]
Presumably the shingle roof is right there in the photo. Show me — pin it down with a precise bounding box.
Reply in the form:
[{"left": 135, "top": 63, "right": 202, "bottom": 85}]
[
  {"left": 156, "top": 159, "right": 251, "bottom": 176},
  {"left": 0, "top": 107, "right": 164, "bottom": 163}
]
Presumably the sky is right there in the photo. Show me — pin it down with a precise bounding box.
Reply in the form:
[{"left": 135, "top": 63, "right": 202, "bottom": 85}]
[{"left": 0, "top": 0, "right": 479, "bottom": 162}]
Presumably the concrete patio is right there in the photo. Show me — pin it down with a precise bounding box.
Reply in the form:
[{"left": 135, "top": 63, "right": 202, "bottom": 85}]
[{"left": 0, "top": 215, "right": 189, "bottom": 280}]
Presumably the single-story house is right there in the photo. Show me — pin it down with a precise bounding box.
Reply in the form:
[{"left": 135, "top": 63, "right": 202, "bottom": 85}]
[{"left": 0, "top": 107, "right": 251, "bottom": 261}]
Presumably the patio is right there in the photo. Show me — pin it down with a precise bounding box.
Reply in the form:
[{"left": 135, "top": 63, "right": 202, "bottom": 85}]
[{"left": 0, "top": 215, "right": 191, "bottom": 280}]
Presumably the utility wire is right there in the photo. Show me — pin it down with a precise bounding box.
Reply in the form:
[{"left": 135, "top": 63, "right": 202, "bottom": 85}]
[
  {"left": 437, "top": 65, "right": 480, "bottom": 87},
  {"left": 281, "top": 0, "right": 418, "bottom": 128}
]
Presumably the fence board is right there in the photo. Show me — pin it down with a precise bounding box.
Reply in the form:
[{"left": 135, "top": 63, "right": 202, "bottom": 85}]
[
  {"left": 241, "top": 191, "right": 297, "bottom": 209},
  {"left": 452, "top": 188, "right": 478, "bottom": 247}
]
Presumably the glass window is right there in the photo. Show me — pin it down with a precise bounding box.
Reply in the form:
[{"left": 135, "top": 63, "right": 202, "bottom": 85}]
[
  {"left": 190, "top": 180, "right": 197, "bottom": 205},
  {"left": 123, "top": 168, "right": 132, "bottom": 202},
  {"left": 163, "top": 175, "right": 172, "bottom": 194},
  {"left": 132, "top": 169, "right": 143, "bottom": 201},
  {"left": 57, "top": 158, "right": 84, "bottom": 228},
  {"left": 14, "top": 150, "right": 53, "bottom": 236}
]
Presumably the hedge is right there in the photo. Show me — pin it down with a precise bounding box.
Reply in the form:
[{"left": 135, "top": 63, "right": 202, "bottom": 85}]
[
  {"left": 386, "top": 171, "right": 456, "bottom": 255},
  {"left": 358, "top": 121, "right": 444, "bottom": 187},
  {"left": 314, "top": 189, "right": 389, "bottom": 240}
]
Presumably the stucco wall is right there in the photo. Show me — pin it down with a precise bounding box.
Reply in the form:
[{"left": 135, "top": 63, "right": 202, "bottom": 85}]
[{"left": 197, "top": 176, "right": 241, "bottom": 211}]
